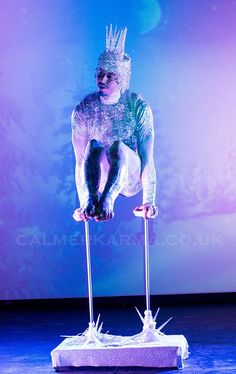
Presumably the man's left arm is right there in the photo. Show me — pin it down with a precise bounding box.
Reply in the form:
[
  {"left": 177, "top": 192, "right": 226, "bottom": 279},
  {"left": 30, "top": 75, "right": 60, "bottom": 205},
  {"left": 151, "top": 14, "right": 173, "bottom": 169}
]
[{"left": 133, "top": 102, "right": 158, "bottom": 219}]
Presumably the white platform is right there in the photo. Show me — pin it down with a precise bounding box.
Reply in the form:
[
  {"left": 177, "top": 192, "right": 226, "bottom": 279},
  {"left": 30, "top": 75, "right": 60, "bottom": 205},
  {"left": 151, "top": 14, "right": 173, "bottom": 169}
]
[{"left": 51, "top": 333, "right": 189, "bottom": 370}]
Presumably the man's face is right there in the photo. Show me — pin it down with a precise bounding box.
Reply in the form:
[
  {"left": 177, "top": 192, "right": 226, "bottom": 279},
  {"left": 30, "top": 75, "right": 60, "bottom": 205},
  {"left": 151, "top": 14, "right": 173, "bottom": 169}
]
[{"left": 96, "top": 69, "right": 120, "bottom": 97}]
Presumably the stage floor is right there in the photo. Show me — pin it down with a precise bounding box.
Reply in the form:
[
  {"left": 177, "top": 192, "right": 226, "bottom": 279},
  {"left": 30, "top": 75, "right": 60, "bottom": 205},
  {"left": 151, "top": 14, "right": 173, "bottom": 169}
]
[{"left": 1, "top": 301, "right": 236, "bottom": 373}]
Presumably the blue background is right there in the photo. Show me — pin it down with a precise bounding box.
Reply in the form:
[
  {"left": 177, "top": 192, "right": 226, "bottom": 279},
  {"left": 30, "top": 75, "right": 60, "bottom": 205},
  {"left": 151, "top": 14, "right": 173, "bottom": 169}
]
[{"left": 1, "top": 0, "right": 236, "bottom": 299}]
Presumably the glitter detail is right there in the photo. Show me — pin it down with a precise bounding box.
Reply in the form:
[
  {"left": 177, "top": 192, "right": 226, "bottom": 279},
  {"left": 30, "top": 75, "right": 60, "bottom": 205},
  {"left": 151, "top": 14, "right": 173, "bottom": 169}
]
[{"left": 73, "top": 91, "right": 152, "bottom": 149}]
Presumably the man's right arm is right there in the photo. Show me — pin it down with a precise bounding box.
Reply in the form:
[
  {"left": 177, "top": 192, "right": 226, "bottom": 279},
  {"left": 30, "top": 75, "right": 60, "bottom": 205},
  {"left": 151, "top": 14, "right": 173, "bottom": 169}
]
[{"left": 71, "top": 109, "right": 88, "bottom": 208}]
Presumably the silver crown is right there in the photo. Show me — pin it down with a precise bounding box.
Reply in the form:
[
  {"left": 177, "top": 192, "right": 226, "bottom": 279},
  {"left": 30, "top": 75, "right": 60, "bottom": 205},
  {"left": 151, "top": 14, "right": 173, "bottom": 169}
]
[{"left": 106, "top": 24, "right": 128, "bottom": 58}]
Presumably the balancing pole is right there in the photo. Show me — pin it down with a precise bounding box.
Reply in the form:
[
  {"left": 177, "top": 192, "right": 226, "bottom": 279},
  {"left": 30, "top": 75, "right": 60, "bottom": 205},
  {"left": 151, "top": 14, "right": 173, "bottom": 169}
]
[
  {"left": 84, "top": 220, "right": 94, "bottom": 325},
  {"left": 144, "top": 217, "right": 151, "bottom": 311}
]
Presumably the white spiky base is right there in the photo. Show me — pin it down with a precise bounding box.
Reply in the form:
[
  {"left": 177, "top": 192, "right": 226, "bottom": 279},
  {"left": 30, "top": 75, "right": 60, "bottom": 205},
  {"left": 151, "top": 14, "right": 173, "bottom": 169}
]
[
  {"left": 51, "top": 310, "right": 189, "bottom": 370},
  {"left": 51, "top": 334, "right": 188, "bottom": 370}
]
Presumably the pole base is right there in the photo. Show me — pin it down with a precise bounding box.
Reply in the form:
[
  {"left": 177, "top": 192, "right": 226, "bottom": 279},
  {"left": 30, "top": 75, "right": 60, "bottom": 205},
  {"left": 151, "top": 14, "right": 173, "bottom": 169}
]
[{"left": 51, "top": 333, "right": 189, "bottom": 370}]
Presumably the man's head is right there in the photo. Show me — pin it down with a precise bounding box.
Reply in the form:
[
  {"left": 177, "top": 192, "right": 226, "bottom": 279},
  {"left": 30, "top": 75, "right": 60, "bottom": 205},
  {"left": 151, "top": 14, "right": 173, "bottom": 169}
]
[{"left": 96, "top": 25, "right": 131, "bottom": 95}]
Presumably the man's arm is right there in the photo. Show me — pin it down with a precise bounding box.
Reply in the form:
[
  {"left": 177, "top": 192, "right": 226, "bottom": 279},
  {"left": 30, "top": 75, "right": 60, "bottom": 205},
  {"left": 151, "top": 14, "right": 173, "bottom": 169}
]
[
  {"left": 139, "top": 131, "right": 156, "bottom": 206},
  {"left": 71, "top": 109, "right": 88, "bottom": 209},
  {"left": 134, "top": 101, "right": 158, "bottom": 219}
]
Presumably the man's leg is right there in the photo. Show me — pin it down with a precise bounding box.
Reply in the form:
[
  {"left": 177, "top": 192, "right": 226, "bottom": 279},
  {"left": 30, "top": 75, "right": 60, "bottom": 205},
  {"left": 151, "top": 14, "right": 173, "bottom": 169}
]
[
  {"left": 80, "top": 139, "right": 104, "bottom": 217},
  {"left": 96, "top": 141, "right": 141, "bottom": 221}
]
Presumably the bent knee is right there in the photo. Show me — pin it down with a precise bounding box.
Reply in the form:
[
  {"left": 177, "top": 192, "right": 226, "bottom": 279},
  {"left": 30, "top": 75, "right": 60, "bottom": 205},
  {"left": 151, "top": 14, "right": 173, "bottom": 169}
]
[
  {"left": 109, "top": 141, "right": 127, "bottom": 161},
  {"left": 84, "top": 139, "right": 103, "bottom": 158},
  {"left": 86, "top": 139, "right": 103, "bottom": 150}
]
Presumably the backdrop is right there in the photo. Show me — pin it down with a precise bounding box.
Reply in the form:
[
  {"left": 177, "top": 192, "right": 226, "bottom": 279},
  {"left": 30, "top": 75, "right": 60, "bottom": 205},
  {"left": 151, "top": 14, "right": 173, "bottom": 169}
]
[{"left": 1, "top": 0, "right": 236, "bottom": 300}]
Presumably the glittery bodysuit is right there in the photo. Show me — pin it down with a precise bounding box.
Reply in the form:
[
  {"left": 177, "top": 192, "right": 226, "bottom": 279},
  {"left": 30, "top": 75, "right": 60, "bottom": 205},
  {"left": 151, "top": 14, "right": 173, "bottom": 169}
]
[{"left": 72, "top": 90, "right": 155, "bottom": 203}]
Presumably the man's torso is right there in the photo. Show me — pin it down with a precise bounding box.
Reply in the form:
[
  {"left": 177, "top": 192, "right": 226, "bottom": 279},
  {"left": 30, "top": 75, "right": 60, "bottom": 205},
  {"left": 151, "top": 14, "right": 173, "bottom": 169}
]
[{"left": 75, "top": 91, "right": 149, "bottom": 151}]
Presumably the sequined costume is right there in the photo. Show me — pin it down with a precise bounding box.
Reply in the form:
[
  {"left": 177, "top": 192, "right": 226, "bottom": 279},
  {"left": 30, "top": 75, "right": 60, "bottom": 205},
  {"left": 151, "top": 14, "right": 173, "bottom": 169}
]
[{"left": 71, "top": 90, "right": 156, "bottom": 204}]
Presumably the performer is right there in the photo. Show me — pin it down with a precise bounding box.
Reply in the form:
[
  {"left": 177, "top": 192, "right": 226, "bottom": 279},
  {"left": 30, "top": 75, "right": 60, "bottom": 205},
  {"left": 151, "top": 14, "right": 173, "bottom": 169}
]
[{"left": 72, "top": 25, "right": 158, "bottom": 222}]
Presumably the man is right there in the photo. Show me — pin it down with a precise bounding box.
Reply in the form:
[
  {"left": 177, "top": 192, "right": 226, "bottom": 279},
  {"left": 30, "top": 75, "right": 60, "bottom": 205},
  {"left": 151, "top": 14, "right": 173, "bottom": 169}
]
[{"left": 72, "top": 26, "right": 158, "bottom": 222}]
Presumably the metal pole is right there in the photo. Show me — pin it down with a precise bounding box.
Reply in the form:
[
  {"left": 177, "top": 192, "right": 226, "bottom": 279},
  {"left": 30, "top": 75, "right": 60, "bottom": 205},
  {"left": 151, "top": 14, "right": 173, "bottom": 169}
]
[
  {"left": 84, "top": 220, "right": 94, "bottom": 324},
  {"left": 144, "top": 217, "right": 150, "bottom": 311}
]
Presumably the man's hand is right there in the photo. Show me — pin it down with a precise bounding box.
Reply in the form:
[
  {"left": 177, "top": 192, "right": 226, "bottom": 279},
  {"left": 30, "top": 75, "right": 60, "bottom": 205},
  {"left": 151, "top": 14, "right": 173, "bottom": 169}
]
[
  {"left": 73, "top": 208, "right": 91, "bottom": 222},
  {"left": 133, "top": 203, "right": 158, "bottom": 219},
  {"left": 73, "top": 197, "right": 98, "bottom": 222}
]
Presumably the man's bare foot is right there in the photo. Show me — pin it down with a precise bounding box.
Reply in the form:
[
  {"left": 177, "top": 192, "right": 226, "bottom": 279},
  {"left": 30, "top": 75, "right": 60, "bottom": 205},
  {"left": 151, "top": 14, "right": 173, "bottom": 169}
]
[
  {"left": 83, "top": 196, "right": 98, "bottom": 218},
  {"left": 95, "top": 196, "right": 114, "bottom": 221}
]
